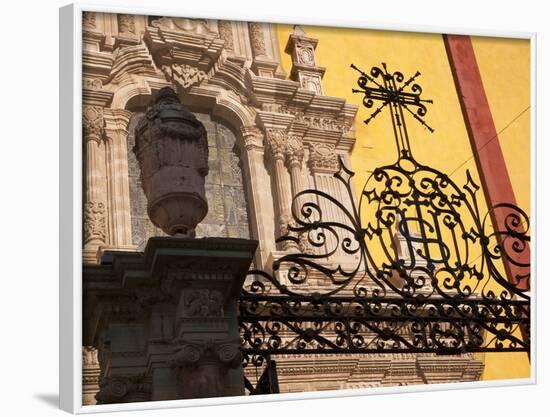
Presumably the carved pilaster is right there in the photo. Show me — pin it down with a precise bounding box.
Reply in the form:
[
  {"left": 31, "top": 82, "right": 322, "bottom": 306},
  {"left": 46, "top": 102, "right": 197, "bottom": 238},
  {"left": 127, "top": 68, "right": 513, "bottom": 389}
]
[
  {"left": 217, "top": 20, "right": 234, "bottom": 51},
  {"left": 83, "top": 106, "right": 108, "bottom": 261},
  {"left": 238, "top": 126, "right": 274, "bottom": 267},
  {"left": 84, "top": 202, "right": 106, "bottom": 245},
  {"left": 286, "top": 135, "right": 305, "bottom": 171},
  {"left": 265, "top": 129, "right": 294, "bottom": 249},
  {"left": 103, "top": 109, "right": 133, "bottom": 248},
  {"left": 248, "top": 22, "right": 267, "bottom": 58}
]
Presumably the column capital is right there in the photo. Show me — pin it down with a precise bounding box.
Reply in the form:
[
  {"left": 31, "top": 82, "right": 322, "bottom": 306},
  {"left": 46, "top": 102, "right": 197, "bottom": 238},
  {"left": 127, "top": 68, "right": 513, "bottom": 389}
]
[
  {"left": 83, "top": 105, "right": 105, "bottom": 143},
  {"left": 103, "top": 108, "right": 132, "bottom": 135},
  {"left": 286, "top": 135, "right": 305, "bottom": 167},
  {"left": 169, "top": 338, "right": 242, "bottom": 399},
  {"left": 240, "top": 126, "right": 264, "bottom": 152},
  {"left": 264, "top": 128, "right": 288, "bottom": 161}
]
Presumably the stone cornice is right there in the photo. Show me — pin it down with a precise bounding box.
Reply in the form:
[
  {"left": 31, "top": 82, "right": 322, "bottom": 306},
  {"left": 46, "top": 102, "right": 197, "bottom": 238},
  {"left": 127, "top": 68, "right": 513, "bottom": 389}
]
[{"left": 144, "top": 25, "right": 224, "bottom": 73}]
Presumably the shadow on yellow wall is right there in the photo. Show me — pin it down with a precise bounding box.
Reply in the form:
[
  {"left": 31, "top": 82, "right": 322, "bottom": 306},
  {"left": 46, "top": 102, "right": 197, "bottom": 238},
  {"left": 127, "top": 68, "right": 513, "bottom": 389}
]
[{"left": 276, "top": 24, "right": 531, "bottom": 382}]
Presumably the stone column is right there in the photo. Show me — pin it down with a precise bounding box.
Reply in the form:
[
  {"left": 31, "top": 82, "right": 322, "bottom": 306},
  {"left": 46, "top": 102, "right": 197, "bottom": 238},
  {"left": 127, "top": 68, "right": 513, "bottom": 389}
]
[
  {"left": 286, "top": 136, "right": 308, "bottom": 252},
  {"left": 83, "top": 105, "right": 108, "bottom": 263},
  {"left": 308, "top": 143, "right": 342, "bottom": 259},
  {"left": 286, "top": 135, "right": 305, "bottom": 200},
  {"left": 239, "top": 126, "right": 275, "bottom": 267},
  {"left": 248, "top": 22, "right": 279, "bottom": 77},
  {"left": 103, "top": 109, "right": 133, "bottom": 248},
  {"left": 265, "top": 128, "right": 293, "bottom": 250}
]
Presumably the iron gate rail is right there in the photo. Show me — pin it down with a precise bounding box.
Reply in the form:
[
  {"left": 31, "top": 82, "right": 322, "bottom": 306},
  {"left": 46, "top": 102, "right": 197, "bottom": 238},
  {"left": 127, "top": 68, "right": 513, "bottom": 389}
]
[{"left": 238, "top": 63, "right": 531, "bottom": 392}]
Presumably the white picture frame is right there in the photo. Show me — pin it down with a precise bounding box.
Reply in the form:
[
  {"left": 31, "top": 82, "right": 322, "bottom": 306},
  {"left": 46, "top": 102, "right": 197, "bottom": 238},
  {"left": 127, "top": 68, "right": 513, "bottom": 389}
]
[{"left": 60, "top": 2, "right": 537, "bottom": 414}]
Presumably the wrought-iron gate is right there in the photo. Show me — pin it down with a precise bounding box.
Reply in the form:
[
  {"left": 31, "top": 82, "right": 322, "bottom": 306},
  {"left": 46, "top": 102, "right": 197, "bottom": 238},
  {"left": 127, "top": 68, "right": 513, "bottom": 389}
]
[{"left": 239, "top": 64, "right": 530, "bottom": 394}]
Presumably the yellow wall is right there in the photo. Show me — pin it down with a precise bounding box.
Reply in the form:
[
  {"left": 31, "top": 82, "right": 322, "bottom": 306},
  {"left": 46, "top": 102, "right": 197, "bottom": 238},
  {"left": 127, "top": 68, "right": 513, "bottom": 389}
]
[
  {"left": 276, "top": 25, "right": 531, "bottom": 381},
  {"left": 471, "top": 36, "right": 531, "bottom": 380}
]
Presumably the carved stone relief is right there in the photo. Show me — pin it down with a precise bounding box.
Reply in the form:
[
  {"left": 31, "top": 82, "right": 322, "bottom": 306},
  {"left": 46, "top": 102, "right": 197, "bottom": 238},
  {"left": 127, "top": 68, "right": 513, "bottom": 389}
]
[
  {"left": 217, "top": 20, "right": 234, "bottom": 51},
  {"left": 83, "top": 12, "right": 96, "bottom": 30},
  {"left": 248, "top": 22, "right": 267, "bottom": 57},
  {"left": 84, "top": 201, "right": 106, "bottom": 244},
  {"left": 161, "top": 64, "right": 208, "bottom": 90},
  {"left": 117, "top": 14, "right": 136, "bottom": 34}
]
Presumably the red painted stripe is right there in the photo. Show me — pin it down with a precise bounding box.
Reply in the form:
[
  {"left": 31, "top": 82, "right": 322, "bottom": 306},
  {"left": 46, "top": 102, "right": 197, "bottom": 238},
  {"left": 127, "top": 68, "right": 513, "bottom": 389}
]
[{"left": 443, "top": 34, "right": 530, "bottom": 291}]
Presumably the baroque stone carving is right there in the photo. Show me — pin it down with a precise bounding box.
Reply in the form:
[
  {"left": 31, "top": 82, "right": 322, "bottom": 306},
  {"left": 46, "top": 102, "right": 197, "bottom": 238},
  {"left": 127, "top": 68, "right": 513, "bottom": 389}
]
[
  {"left": 134, "top": 87, "right": 209, "bottom": 237},
  {"left": 84, "top": 201, "right": 106, "bottom": 244},
  {"left": 82, "top": 346, "right": 99, "bottom": 367},
  {"left": 83, "top": 12, "right": 96, "bottom": 30},
  {"left": 83, "top": 78, "right": 103, "bottom": 90},
  {"left": 300, "top": 74, "right": 323, "bottom": 94},
  {"left": 308, "top": 143, "right": 339, "bottom": 173},
  {"left": 184, "top": 289, "right": 223, "bottom": 317},
  {"left": 217, "top": 20, "right": 234, "bottom": 51},
  {"left": 117, "top": 14, "right": 136, "bottom": 34},
  {"left": 248, "top": 22, "right": 267, "bottom": 57},
  {"left": 286, "top": 135, "right": 304, "bottom": 166},
  {"left": 83, "top": 106, "right": 104, "bottom": 143},
  {"left": 161, "top": 64, "right": 208, "bottom": 90},
  {"left": 297, "top": 44, "right": 315, "bottom": 66},
  {"left": 265, "top": 128, "right": 287, "bottom": 160}
]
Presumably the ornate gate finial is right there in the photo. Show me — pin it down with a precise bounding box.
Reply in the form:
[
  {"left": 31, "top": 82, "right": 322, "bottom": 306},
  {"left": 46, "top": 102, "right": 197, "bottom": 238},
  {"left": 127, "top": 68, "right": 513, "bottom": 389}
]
[{"left": 351, "top": 63, "right": 434, "bottom": 159}]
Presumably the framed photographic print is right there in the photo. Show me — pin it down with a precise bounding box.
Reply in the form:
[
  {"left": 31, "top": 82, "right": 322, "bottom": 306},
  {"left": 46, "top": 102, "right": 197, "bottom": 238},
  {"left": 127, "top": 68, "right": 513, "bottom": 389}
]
[{"left": 60, "top": 2, "right": 535, "bottom": 413}]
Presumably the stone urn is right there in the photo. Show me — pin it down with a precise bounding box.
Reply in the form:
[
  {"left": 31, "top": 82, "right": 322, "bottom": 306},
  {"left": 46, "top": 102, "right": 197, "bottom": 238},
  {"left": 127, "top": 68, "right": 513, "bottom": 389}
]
[{"left": 134, "top": 87, "right": 209, "bottom": 237}]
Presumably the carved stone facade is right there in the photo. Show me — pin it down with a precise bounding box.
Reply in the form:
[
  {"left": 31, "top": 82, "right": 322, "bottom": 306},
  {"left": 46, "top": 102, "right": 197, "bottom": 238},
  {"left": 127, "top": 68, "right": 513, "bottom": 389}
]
[{"left": 81, "top": 12, "right": 483, "bottom": 405}]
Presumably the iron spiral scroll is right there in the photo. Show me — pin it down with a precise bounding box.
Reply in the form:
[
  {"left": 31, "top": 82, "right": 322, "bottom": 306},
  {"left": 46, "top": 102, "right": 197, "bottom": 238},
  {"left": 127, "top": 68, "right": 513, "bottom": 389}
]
[{"left": 239, "top": 63, "right": 530, "bottom": 377}]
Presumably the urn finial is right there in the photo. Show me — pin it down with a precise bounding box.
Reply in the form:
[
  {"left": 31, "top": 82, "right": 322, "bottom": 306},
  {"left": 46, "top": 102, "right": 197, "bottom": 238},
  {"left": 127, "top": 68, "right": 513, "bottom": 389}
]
[{"left": 134, "top": 87, "right": 209, "bottom": 238}]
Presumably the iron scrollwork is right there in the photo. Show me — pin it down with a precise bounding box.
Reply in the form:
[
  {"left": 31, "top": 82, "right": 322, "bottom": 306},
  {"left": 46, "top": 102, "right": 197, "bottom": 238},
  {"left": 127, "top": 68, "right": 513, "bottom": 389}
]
[{"left": 239, "top": 63, "right": 530, "bottom": 379}]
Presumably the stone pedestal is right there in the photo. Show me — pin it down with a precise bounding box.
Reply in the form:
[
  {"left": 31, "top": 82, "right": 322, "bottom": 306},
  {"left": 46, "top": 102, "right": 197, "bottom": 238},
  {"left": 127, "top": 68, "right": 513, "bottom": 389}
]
[{"left": 83, "top": 237, "right": 257, "bottom": 403}]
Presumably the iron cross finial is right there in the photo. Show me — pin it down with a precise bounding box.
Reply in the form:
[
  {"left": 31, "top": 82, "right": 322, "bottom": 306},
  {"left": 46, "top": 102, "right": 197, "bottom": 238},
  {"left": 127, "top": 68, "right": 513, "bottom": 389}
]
[{"left": 351, "top": 63, "right": 434, "bottom": 159}]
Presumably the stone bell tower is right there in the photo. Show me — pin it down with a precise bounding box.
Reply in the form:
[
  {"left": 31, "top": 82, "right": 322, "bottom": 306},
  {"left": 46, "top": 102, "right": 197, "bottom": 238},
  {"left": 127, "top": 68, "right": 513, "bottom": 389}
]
[{"left": 83, "top": 88, "right": 257, "bottom": 403}]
